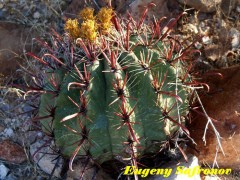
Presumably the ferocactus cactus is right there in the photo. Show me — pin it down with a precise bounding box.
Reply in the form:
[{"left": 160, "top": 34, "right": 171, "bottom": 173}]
[{"left": 24, "top": 2, "right": 202, "bottom": 176}]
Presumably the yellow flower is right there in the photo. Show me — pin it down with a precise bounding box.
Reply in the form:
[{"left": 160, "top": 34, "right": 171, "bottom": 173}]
[
  {"left": 97, "top": 7, "right": 113, "bottom": 23},
  {"left": 101, "top": 22, "right": 112, "bottom": 33},
  {"left": 64, "top": 18, "right": 81, "bottom": 39},
  {"left": 80, "top": 19, "right": 98, "bottom": 42},
  {"left": 97, "top": 7, "right": 113, "bottom": 33},
  {"left": 66, "top": 7, "right": 114, "bottom": 41},
  {"left": 79, "top": 7, "right": 95, "bottom": 21}
]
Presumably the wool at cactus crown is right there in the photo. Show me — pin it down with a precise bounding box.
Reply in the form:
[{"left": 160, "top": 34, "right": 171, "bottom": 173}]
[{"left": 123, "top": 165, "right": 232, "bottom": 178}]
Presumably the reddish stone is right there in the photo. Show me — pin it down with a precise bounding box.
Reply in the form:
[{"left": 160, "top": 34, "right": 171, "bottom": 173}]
[
  {"left": 188, "top": 66, "right": 240, "bottom": 169},
  {"left": 0, "top": 140, "right": 27, "bottom": 164}
]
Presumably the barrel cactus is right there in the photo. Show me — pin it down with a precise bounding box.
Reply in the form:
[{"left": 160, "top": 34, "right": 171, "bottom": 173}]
[{"left": 24, "top": 3, "right": 201, "bottom": 177}]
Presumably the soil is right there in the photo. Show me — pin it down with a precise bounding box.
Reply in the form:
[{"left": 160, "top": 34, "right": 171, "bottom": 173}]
[{"left": 188, "top": 66, "right": 240, "bottom": 168}]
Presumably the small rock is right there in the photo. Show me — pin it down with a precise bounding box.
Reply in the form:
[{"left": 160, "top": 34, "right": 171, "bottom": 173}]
[
  {"left": 0, "top": 140, "right": 27, "bottom": 164},
  {"left": 0, "top": 3, "right": 4, "bottom": 9},
  {"left": 33, "top": 11, "right": 40, "bottom": 19},
  {"left": 0, "top": 102, "right": 10, "bottom": 111},
  {"left": 229, "top": 28, "right": 240, "bottom": 49},
  {"left": 30, "top": 140, "right": 63, "bottom": 178},
  {"left": 3, "top": 128, "right": 14, "bottom": 137},
  {"left": 22, "top": 104, "right": 34, "bottom": 113},
  {"left": 237, "top": 6, "right": 240, "bottom": 12},
  {"left": 194, "top": 41, "right": 202, "bottom": 49},
  {"left": 177, "top": 0, "right": 222, "bottom": 12},
  {"left": 0, "top": 164, "right": 9, "bottom": 179},
  {"left": 202, "top": 36, "right": 212, "bottom": 45}
]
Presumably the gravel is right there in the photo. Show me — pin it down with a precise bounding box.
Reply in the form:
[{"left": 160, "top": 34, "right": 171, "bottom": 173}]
[
  {"left": 3, "top": 128, "right": 14, "bottom": 137},
  {"left": 0, "top": 0, "right": 71, "bottom": 29},
  {"left": 0, "top": 164, "right": 9, "bottom": 179},
  {"left": 0, "top": 0, "right": 68, "bottom": 172}
]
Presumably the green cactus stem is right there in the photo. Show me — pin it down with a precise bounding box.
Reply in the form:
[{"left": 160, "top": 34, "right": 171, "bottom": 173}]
[{"left": 24, "top": 3, "right": 199, "bottom": 173}]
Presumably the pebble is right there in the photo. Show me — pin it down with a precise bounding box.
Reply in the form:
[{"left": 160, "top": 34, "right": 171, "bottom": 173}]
[
  {"left": 30, "top": 140, "right": 63, "bottom": 178},
  {"left": 33, "top": 11, "right": 40, "bottom": 19},
  {"left": 229, "top": 28, "right": 240, "bottom": 49},
  {"left": 23, "top": 104, "right": 34, "bottom": 113},
  {"left": 0, "top": 102, "right": 10, "bottom": 111},
  {"left": 194, "top": 41, "right": 203, "bottom": 49},
  {"left": 237, "top": 6, "right": 240, "bottom": 13},
  {"left": 0, "top": 164, "right": 9, "bottom": 179},
  {"left": 202, "top": 36, "right": 212, "bottom": 45},
  {"left": 0, "top": 140, "right": 27, "bottom": 164},
  {"left": 3, "top": 128, "right": 14, "bottom": 137}
]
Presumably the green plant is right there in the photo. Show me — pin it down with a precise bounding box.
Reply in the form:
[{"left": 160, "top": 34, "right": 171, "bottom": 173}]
[{"left": 20, "top": 2, "right": 209, "bottom": 178}]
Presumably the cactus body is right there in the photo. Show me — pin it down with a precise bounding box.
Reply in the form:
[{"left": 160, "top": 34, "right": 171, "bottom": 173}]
[
  {"left": 39, "top": 42, "right": 190, "bottom": 163},
  {"left": 30, "top": 6, "right": 195, "bottom": 171}
]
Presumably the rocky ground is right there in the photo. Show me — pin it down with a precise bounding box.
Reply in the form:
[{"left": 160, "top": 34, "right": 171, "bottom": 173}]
[{"left": 0, "top": 0, "right": 239, "bottom": 179}]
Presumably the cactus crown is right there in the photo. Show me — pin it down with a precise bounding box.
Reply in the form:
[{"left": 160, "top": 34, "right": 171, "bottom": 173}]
[
  {"left": 65, "top": 6, "right": 113, "bottom": 41},
  {"left": 25, "top": 3, "right": 200, "bottom": 176}
]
